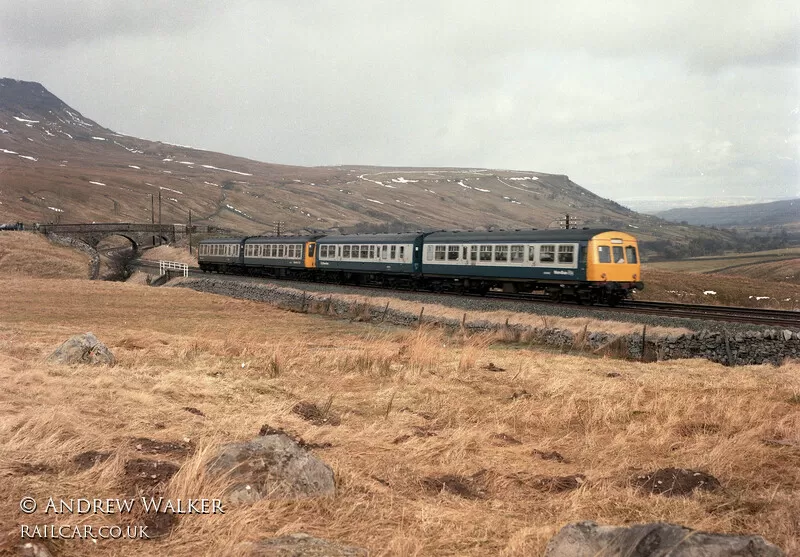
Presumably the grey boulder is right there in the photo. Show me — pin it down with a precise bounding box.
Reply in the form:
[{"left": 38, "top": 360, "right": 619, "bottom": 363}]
[
  {"left": 206, "top": 434, "right": 335, "bottom": 504},
  {"left": 237, "top": 533, "right": 367, "bottom": 556},
  {"left": 46, "top": 332, "right": 115, "bottom": 366},
  {"left": 545, "top": 521, "right": 784, "bottom": 557}
]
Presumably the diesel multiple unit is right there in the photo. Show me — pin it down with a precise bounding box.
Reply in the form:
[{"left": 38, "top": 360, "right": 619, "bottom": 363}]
[{"left": 198, "top": 228, "right": 643, "bottom": 305}]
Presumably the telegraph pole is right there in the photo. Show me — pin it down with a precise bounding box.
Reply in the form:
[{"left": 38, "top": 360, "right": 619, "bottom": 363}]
[
  {"left": 188, "top": 209, "right": 192, "bottom": 254},
  {"left": 273, "top": 221, "right": 284, "bottom": 237}
]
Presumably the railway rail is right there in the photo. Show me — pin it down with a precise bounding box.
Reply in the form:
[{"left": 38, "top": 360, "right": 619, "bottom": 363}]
[{"left": 138, "top": 260, "right": 800, "bottom": 329}]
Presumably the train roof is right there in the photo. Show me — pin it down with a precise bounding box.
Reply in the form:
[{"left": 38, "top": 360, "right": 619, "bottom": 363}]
[
  {"left": 317, "top": 232, "right": 424, "bottom": 243},
  {"left": 424, "top": 228, "right": 618, "bottom": 243},
  {"left": 199, "top": 237, "right": 245, "bottom": 244},
  {"left": 244, "top": 235, "right": 323, "bottom": 243}
]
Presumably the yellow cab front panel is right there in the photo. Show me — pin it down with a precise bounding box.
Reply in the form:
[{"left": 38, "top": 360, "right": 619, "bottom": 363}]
[
  {"left": 586, "top": 231, "right": 642, "bottom": 285},
  {"left": 304, "top": 242, "right": 317, "bottom": 268}
]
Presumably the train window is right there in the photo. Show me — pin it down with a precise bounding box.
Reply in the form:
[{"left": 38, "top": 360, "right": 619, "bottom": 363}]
[
  {"left": 558, "top": 245, "right": 574, "bottom": 263},
  {"left": 510, "top": 245, "right": 524, "bottom": 262},
  {"left": 390, "top": 245, "right": 396, "bottom": 259},
  {"left": 495, "top": 245, "right": 508, "bottom": 262},
  {"left": 479, "top": 245, "right": 492, "bottom": 261},
  {"left": 435, "top": 245, "right": 446, "bottom": 261},
  {"left": 540, "top": 245, "right": 555, "bottom": 263},
  {"left": 337, "top": 245, "right": 341, "bottom": 258},
  {"left": 470, "top": 246, "right": 478, "bottom": 261},
  {"left": 448, "top": 245, "right": 459, "bottom": 261},
  {"left": 597, "top": 246, "right": 611, "bottom": 263},
  {"left": 381, "top": 245, "right": 387, "bottom": 259},
  {"left": 625, "top": 246, "right": 638, "bottom": 264},
  {"left": 462, "top": 246, "right": 468, "bottom": 259},
  {"left": 278, "top": 245, "right": 285, "bottom": 258},
  {"left": 528, "top": 246, "right": 535, "bottom": 261},
  {"left": 320, "top": 245, "right": 327, "bottom": 258},
  {"left": 369, "top": 245, "right": 375, "bottom": 259},
  {"left": 612, "top": 246, "right": 625, "bottom": 264},
  {"left": 399, "top": 246, "right": 405, "bottom": 260},
  {"left": 361, "top": 245, "right": 369, "bottom": 258},
  {"left": 343, "top": 245, "right": 351, "bottom": 258}
]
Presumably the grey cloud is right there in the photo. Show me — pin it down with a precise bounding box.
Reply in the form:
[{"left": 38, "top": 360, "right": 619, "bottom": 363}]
[{"left": 0, "top": 0, "right": 213, "bottom": 47}]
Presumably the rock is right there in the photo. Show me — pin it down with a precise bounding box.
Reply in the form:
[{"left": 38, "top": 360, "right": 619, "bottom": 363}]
[
  {"left": 17, "top": 542, "right": 53, "bottom": 557},
  {"left": 782, "top": 329, "right": 793, "bottom": 341},
  {"left": 545, "top": 521, "right": 785, "bottom": 557},
  {"left": 238, "top": 533, "right": 367, "bottom": 556},
  {"left": 46, "top": 332, "right": 115, "bottom": 366},
  {"left": 206, "top": 434, "right": 335, "bottom": 503}
]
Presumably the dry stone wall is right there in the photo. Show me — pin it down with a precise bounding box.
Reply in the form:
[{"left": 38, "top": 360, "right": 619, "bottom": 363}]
[{"left": 171, "top": 278, "right": 799, "bottom": 366}]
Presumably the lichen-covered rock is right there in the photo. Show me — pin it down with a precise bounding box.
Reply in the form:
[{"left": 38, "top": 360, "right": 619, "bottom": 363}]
[
  {"left": 206, "top": 434, "right": 335, "bottom": 504},
  {"left": 545, "top": 521, "right": 785, "bottom": 557},
  {"left": 46, "top": 332, "right": 115, "bottom": 366},
  {"left": 238, "top": 533, "right": 367, "bottom": 556}
]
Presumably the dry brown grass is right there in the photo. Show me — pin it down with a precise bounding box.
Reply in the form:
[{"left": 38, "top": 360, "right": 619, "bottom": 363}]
[
  {"left": 0, "top": 232, "right": 90, "bottom": 279},
  {"left": 139, "top": 245, "right": 197, "bottom": 268},
  {"left": 638, "top": 269, "right": 800, "bottom": 310},
  {"left": 1, "top": 278, "right": 798, "bottom": 556}
]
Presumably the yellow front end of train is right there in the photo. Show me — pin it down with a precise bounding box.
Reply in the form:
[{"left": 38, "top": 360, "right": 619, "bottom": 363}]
[{"left": 586, "top": 231, "right": 643, "bottom": 289}]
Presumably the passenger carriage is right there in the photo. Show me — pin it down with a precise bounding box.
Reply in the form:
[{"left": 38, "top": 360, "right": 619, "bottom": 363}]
[
  {"left": 198, "top": 237, "right": 246, "bottom": 273},
  {"left": 242, "top": 235, "right": 322, "bottom": 278},
  {"left": 419, "top": 229, "right": 642, "bottom": 305},
  {"left": 315, "top": 233, "right": 425, "bottom": 286}
]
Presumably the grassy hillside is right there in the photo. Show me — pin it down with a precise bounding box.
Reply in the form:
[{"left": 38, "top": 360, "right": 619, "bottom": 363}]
[
  {"left": 656, "top": 199, "right": 799, "bottom": 227},
  {"left": 0, "top": 231, "right": 89, "bottom": 279}
]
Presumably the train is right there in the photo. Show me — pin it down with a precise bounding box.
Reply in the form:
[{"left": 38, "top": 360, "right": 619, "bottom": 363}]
[{"left": 197, "top": 228, "right": 644, "bottom": 306}]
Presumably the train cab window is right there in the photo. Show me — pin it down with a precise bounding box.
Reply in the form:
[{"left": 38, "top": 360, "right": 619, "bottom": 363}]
[
  {"left": 510, "top": 245, "right": 524, "bottom": 262},
  {"left": 612, "top": 246, "right": 625, "bottom": 264},
  {"left": 470, "top": 246, "right": 478, "bottom": 261},
  {"left": 399, "top": 246, "right": 405, "bottom": 260},
  {"left": 479, "top": 245, "right": 492, "bottom": 261},
  {"left": 539, "top": 245, "right": 555, "bottom": 263},
  {"left": 308, "top": 244, "right": 316, "bottom": 258},
  {"left": 597, "top": 246, "right": 611, "bottom": 263},
  {"left": 448, "top": 245, "right": 459, "bottom": 261},
  {"left": 625, "top": 246, "right": 638, "bottom": 264},
  {"left": 558, "top": 245, "right": 574, "bottom": 264},
  {"left": 495, "top": 245, "right": 508, "bottom": 262},
  {"left": 343, "top": 245, "right": 351, "bottom": 258},
  {"left": 390, "top": 245, "right": 396, "bottom": 260},
  {"left": 434, "top": 245, "right": 446, "bottom": 261}
]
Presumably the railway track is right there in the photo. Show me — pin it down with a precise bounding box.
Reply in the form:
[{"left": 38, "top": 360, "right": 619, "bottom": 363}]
[{"left": 139, "top": 261, "right": 800, "bottom": 328}]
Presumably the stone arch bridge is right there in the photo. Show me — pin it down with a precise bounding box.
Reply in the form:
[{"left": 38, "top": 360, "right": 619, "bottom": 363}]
[{"left": 36, "top": 223, "right": 195, "bottom": 250}]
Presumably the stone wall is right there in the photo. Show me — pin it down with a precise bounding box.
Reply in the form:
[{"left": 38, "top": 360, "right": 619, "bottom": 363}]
[{"left": 170, "top": 278, "right": 799, "bottom": 366}]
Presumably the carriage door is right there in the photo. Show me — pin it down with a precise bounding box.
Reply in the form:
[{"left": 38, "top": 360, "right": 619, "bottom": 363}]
[{"left": 305, "top": 242, "right": 317, "bottom": 268}]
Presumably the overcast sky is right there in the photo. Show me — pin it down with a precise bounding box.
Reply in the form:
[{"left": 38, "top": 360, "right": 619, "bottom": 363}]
[{"left": 1, "top": 0, "right": 798, "bottom": 204}]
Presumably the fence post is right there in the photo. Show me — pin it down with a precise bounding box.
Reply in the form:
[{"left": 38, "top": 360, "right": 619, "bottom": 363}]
[
  {"left": 723, "top": 330, "right": 733, "bottom": 367},
  {"left": 640, "top": 324, "right": 647, "bottom": 362},
  {"left": 418, "top": 307, "right": 424, "bottom": 328},
  {"left": 381, "top": 301, "right": 390, "bottom": 322}
]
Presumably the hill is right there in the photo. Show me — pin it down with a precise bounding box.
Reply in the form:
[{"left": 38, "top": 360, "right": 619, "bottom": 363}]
[
  {"left": 0, "top": 78, "right": 733, "bottom": 250},
  {"left": 655, "top": 199, "right": 799, "bottom": 227}
]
